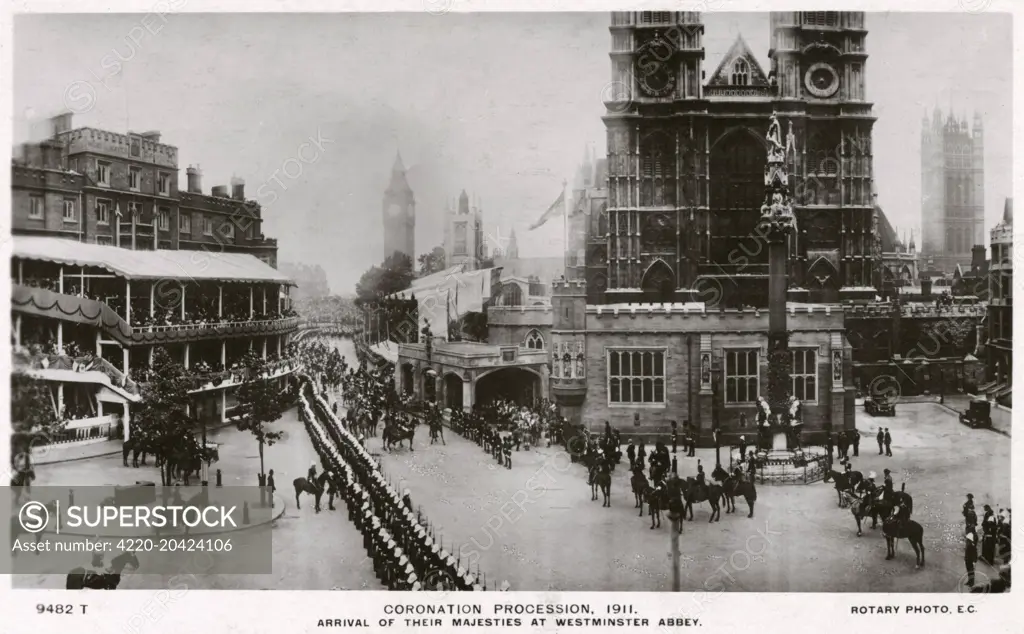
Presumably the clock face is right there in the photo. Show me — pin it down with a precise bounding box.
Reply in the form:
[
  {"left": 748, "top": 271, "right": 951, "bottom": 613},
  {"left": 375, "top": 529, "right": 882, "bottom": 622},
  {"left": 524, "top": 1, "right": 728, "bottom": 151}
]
[
  {"left": 635, "top": 36, "right": 677, "bottom": 98},
  {"left": 387, "top": 203, "right": 403, "bottom": 217},
  {"left": 804, "top": 62, "right": 839, "bottom": 98}
]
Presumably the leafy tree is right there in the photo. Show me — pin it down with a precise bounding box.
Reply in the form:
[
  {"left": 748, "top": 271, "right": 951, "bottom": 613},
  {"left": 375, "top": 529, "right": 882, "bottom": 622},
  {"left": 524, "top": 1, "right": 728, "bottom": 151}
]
[
  {"left": 355, "top": 251, "right": 414, "bottom": 306},
  {"left": 134, "top": 349, "right": 217, "bottom": 486},
  {"left": 234, "top": 351, "right": 289, "bottom": 479},
  {"left": 418, "top": 245, "right": 448, "bottom": 276},
  {"left": 9, "top": 372, "right": 64, "bottom": 478}
]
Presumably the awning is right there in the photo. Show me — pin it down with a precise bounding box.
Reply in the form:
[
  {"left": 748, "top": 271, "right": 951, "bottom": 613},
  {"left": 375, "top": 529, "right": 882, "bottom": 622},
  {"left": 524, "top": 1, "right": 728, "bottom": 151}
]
[
  {"left": 13, "top": 236, "right": 295, "bottom": 286},
  {"left": 96, "top": 386, "right": 131, "bottom": 405}
]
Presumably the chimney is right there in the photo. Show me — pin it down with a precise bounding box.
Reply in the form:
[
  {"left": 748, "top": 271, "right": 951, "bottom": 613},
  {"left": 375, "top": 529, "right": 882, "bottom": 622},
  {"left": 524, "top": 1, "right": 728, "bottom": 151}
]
[
  {"left": 49, "top": 112, "right": 73, "bottom": 137},
  {"left": 971, "top": 245, "right": 987, "bottom": 274},
  {"left": 140, "top": 130, "right": 162, "bottom": 143},
  {"left": 211, "top": 185, "right": 229, "bottom": 198},
  {"left": 40, "top": 139, "right": 63, "bottom": 170},
  {"left": 186, "top": 165, "right": 202, "bottom": 193},
  {"left": 231, "top": 176, "right": 245, "bottom": 201}
]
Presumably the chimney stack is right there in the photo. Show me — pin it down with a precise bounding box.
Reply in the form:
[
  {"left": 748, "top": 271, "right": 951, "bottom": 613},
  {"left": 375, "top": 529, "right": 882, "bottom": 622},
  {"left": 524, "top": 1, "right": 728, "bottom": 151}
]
[
  {"left": 231, "top": 176, "right": 245, "bottom": 201},
  {"left": 40, "top": 139, "right": 64, "bottom": 170},
  {"left": 49, "top": 112, "right": 73, "bottom": 137},
  {"left": 186, "top": 165, "right": 202, "bottom": 193},
  {"left": 140, "top": 130, "right": 161, "bottom": 143},
  {"left": 211, "top": 185, "right": 229, "bottom": 198}
]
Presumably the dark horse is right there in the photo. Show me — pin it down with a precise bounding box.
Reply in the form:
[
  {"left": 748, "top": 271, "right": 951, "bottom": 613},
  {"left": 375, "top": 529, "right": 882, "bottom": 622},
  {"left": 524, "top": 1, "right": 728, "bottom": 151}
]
[
  {"left": 827, "top": 470, "right": 863, "bottom": 507},
  {"left": 588, "top": 462, "right": 611, "bottom": 507},
  {"left": 428, "top": 418, "right": 446, "bottom": 445},
  {"left": 630, "top": 469, "right": 650, "bottom": 517},
  {"left": 66, "top": 550, "right": 140, "bottom": 589},
  {"left": 293, "top": 471, "right": 331, "bottom": 512},
  {"left": 848, "top": 490, "right": 914, "bottom": 536},
  {"left": 645, "top": 482, "right": 667, "bottom": 529},
  {"left": 882, "top": 517, "right": 926, "bottom": 568},
  {"left": 682, "top": 477, "right": 723, "bottom": 522},
  {"left": 383, "top": 425, "right": 415, "bottom": 452},
  {"left": 718, "top": 473, "right": 757, "bottom": 518}
]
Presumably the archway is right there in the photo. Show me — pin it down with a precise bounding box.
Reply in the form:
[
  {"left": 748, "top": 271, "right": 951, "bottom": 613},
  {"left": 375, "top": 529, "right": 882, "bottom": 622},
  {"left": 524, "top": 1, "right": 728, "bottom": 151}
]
[
  {"left": 475, "top": 367, "right": 540, "bottom": 407},
  {"left": 443, "top": 373, "right": 464, "bottom": 411},
  {"left": 422, "top": 369, "right": 437, "bottom": 402},
  {"left": 401, "top": 363, "right": 414, "bottom": 396},
  {"left": 641, "top": 259, "right": 675, "bottom": 303}
]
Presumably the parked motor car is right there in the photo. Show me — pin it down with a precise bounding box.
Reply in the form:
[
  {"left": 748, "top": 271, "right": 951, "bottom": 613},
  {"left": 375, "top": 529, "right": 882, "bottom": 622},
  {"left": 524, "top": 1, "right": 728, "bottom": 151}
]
[
  {"left": 864, "top": 396, "right": 896, "bottom": 416},
  {"left": 959, "top": 398, "right": 992, "bottom": 429}
]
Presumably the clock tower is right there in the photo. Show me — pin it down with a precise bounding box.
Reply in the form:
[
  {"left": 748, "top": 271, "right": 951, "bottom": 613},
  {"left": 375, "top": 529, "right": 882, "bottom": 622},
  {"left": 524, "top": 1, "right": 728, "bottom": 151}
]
[{"left": 382, "top": 152, "right": 416, "bottom": 264}]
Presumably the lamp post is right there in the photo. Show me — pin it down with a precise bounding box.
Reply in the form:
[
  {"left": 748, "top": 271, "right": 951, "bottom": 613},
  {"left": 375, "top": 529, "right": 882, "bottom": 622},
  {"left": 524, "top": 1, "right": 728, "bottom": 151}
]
[
  {"left": 711, "top": 367, "right": 722, "bottom": 467},
  {"left": 669, "top": 509, "right": 681, "bottom": 591}
]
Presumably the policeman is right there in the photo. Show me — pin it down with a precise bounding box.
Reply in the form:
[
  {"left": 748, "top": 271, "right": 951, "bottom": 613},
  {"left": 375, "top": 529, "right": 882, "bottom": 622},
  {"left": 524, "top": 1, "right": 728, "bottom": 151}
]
[
  {"left": 503, "top": 435, "right": 513, "bottom": 469},
  {"left": 964, "top": 530, "right": 978, "bottom": 587},
  {"left": 670, "top": 420, "right": 678, "bottom": 454},
  {"left": 882, "top": 469, "right": 894, "bottom": 503}
]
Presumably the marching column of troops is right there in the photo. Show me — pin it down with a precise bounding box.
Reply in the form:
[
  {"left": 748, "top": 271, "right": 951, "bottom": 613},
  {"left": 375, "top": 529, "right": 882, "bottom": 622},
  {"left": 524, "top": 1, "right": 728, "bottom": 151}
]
[{"left": 297, "top": 375, "right": 490, "bottom": 591}]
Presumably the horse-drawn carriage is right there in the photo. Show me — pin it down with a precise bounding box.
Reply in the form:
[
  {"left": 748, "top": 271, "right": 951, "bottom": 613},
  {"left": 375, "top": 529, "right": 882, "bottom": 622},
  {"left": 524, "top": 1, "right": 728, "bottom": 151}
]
[
  {"left": 959, "top": 398, "right": 992, "bottom": 429},
  {"left": 864, "top": 396, "right": 895, "bottom": 416}
]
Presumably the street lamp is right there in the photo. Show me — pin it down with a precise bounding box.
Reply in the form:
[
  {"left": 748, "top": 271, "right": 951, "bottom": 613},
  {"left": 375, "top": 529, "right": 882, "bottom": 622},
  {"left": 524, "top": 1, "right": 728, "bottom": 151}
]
[{"left": 668, "top": 509, "right": 681, "bottom": 591}]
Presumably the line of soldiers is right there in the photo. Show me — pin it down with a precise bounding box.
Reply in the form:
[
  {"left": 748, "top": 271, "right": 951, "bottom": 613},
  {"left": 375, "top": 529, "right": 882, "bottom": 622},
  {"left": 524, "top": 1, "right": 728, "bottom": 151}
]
[{"left": 297, "top": 377, "right": 488, "bottom": 591}]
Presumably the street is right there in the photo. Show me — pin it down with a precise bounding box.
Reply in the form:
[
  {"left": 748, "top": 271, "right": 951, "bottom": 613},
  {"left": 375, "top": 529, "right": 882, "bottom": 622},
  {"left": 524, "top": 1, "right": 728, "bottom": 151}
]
[
  {"left": 371, "top": 400, "right": 1010, "bottom": 592},
  {"left": 13, "top": 407, "right": 382, "bottom": 590}
]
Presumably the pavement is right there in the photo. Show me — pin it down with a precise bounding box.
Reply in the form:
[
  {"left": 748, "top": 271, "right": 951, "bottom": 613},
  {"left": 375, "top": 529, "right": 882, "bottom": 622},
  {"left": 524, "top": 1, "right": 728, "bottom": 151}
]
[
  {"left": 13, "top": 407, "right": 383, "bottom": 591},
  {"left": 373, "top": 402, "right": 1011, "bottom": 592}
]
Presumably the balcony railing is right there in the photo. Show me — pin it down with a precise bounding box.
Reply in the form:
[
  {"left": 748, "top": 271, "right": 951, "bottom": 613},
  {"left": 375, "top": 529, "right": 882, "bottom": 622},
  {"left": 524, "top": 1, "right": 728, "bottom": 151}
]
[
  {"left": 13, "top": 348, "right": 141, "bottom": 396},
  {"left": 13, "top": 284, "right": 298, "bottom": 346},
  {"left": 33, "top": 414, "right": 121, "bottom": 447}
]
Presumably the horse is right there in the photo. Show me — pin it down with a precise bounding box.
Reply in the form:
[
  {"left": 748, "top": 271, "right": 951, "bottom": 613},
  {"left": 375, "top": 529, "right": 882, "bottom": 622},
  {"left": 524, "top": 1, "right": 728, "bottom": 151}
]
[
  {"left": 718, "top": 473, "right": 757, "bottom": 518},
  {"left": 645, "top": 483, "right": 667, "bottom": 529},
  {"left": 292, "top": 474, "right": 326, "bottom": 512},
  {"left": 383, "top": 425, "right": 415, "bottom": 452},
  {"left": 630, "top": 469, "right": 650, "bottom": 517},
  {"left": 848, "top": 490, "right": 914, "bottom": 536},
  {"left": 66, "top": 550, "right": 139, "bottom": 590},
  {"left": 826, "top": 470, "right": 863, "bottom": 507},
  {"left": 588, "top": 463, "right": 611, "bottom": 507},
  {"left": 11, "top": 468, "right": 35, "bottom": 505},
  {"left": 882, "top": 517, "right": 926, "bottom": 568},
  {"left": 428, "top": 418, "right": 446, "bottom": 446},
  {"left": 681, "top": 477, "right": 723, "bottom": 522}
]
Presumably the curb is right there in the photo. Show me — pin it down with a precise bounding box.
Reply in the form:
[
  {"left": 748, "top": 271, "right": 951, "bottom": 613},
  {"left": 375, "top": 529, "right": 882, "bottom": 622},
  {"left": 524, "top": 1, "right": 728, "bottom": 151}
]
[
  {"left": 32, "top": 493, "right": 287, "bottom": 539},
  {"left": 931, "top": 401, "right": 1011, "bottom": 438}
]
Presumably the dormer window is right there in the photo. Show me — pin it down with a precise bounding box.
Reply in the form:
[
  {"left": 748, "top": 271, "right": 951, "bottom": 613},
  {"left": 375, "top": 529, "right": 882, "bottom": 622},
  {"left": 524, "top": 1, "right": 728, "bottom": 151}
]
[{"left": 731, "top": 59, "right": 749, "bottom": 86}]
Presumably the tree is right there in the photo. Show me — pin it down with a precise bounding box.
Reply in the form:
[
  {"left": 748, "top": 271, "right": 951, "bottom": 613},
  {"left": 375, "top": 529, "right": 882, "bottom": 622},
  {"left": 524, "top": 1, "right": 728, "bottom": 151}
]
[
  {"left": 418, "top": 246, "right": 448, "bottom": 276},
  {"left": 234, "top": 351, "right": 289, "bottom": 480},
  {"left": 134, "top": 349, "right": 217, "bottom": 486},
  {"left": 10, "top": 372, "right": 63, "bottom": 478},
  {"left": 355, "top": 251, "right": 415, "bottom": 305}
]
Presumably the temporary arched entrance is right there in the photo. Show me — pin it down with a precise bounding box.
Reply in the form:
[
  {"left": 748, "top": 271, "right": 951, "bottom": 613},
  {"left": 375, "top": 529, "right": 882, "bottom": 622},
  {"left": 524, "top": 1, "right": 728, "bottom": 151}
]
[
  {"left": 422, "top": 368, "right": 437, "bottom": 402},
  {"left": 443, "top": 373, "right": 464, "bottom": 411},
  {"left": 475, "top": 367, "right": 541, "bottom": 406},
  {"left": 400, "top": 363, "right": 415, "bottom": 396}
]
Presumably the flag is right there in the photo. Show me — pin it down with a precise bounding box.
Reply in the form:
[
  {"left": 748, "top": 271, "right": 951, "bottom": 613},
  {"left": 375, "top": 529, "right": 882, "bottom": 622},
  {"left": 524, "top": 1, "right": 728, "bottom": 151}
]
[{"left": 528, "top": 190, "right": 565, "bottom": 230}]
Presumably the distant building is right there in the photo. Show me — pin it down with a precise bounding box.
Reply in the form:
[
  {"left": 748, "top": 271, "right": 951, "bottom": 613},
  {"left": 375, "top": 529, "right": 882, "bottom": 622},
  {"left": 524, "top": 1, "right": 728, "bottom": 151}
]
[
  {"left": 443, "top": 190, "right": 485, "bottom": 270},
  {"left": 919, "top": 108, "right": 985, "bottom": 274},
  {"left": 567, "top": 146, "right": 608, "bottom": 296},
  {"left": 987, "top": 197, "right": 1012, "bottom": 405},
  {"left": 382, "top": 152, "right": 415, "bottom": 263}
]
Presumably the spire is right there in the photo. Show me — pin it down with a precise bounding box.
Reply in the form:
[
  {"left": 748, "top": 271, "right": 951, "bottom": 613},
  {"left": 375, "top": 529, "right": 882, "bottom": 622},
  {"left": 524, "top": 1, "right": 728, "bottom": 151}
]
[
  {"left": 507, "top": 227, "right": 519, "bottom": 259},
  {"left": 386, "top": 151, "right": 413, "bottom": 197},
  {"left": 458, "top": 189, "right": 469, "bottom": 215}
]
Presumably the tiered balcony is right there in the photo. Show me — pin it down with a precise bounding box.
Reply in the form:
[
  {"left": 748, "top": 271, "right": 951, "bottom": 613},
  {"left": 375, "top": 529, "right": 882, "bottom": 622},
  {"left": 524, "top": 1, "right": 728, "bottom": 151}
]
[{"left": 12, "top": 283, "right": 298, "bottom": 346}]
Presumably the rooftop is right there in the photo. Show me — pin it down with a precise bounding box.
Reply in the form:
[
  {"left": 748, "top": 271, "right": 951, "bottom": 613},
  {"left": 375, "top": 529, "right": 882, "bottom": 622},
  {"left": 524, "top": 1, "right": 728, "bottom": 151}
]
[{"left": 13, "top": 236, "right": 294, "bottom": 285}]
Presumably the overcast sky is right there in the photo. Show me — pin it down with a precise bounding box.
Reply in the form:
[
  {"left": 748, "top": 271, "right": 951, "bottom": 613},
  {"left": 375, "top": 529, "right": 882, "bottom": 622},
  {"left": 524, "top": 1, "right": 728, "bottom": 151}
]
[{"left": 13, "top": 12, "right": 1012, "bottom": 293}]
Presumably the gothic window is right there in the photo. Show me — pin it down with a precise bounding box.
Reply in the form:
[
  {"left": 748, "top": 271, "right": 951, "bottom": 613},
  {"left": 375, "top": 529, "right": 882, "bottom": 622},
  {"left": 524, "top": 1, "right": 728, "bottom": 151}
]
[
  {"left": 725, "top": 349, "right": 759, "bottom": 404},
  {"left": 803, "top": 11, "right": 838, "bottom": 26},
  {"left": 499, "top": 283, "right": 522, "bottom": 306},
  {"left": 454, "top": 222, "right": 467, "bottom": 255},
  {"left": 640, "top": 259, "right": 675, "bottom": 301},
  {"left": 731, "top": 59, "right": 750, "bottom": 86},
  {"left": 608, "top": 349, "right": 666, "bottom": 405},
  {"left": 791, "top": 348, "right": 818, "bottom": 403},
  {"left": 642, "top": 214, "right": 676, "bottom": 250},
  {"left": 523, "top": 330, "right": 544, "bottom": 350}
]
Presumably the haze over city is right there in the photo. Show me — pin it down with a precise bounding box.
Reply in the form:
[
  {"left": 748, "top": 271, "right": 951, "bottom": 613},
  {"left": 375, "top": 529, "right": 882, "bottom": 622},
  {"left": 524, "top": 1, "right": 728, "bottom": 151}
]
[{"left": 13, "top": 12, "right": 1012, "bottom": 292}]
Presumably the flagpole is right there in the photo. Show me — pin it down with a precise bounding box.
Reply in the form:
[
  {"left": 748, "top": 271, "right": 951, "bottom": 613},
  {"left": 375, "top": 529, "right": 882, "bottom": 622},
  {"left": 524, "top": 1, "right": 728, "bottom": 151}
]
[{"left": 562, "top": 179, "right": 568, "bottom": 277}]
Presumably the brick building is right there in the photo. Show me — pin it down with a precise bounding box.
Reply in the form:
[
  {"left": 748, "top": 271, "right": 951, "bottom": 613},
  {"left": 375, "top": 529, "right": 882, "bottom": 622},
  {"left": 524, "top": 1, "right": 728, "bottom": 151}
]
[{"left": 11, "top": 112, "right": 279, "bottom": 267}]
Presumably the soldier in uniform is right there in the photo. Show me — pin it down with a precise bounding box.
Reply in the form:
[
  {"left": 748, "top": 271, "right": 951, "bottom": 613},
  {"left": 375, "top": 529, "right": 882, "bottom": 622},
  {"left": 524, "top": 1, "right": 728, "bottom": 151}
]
[
  {"left": 503, "top": 435, "right": 513, "bottom": 469},
  {"left": 739, "top": 435, "right": 748, "bottom": 461},
  {"left": 882, "top": 469, "right": 894, "bottom": 503},
  {"left": 876, "top": 428, "right": 884, "bottom": 455},
  {"left": 857, "top": 472, "right": 877, "bottom": 499},
  {"left": 627, "top": 439, "right": 636, "bottom": 471},
  {"left": 746, "top": 451, "right": 757, "bottom": 478},
  {"left": 695, "top": 461, "right": 706, "bottom": 496},
  {"left": 981, "top": 504, "right": 997, "bottom": 565},
  {"left": 637, "top": 442, "right": 647, "bottom": 474},
  {"left": 963, "top": 494, "right": 978, "bottom": 532},
  {"left": 851, "top": 429, "right": 860, "bottom": 456}
]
